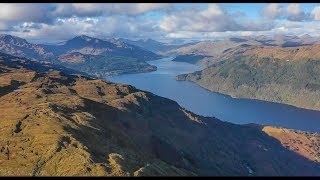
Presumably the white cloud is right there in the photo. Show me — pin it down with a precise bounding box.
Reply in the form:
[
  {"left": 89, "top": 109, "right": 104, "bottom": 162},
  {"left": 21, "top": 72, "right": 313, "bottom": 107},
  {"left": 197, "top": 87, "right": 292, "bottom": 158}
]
[
  {"left": 2, "top": 3, "right": 320, "bottom": 43},
  {"left": 0, "top": 22, "right": 9, "bottom": 31},
  {"left": 0, "top": 3, "right": 172, "bottom": 42},
  {"left": 286, "top": 4, "right": 301, "bottom": 15},
  {"left": 200, "top": 4, "right": 224, "bottom": 18},
  {"left": 262, "top": 3, "right": 310, "bottom": 21},
  {"left": 262, "top": 3, "right": 283, "bottom": 19},
  {"left": 0, "top": 4, "right": 53, "bottom": 23},
  {"left": 311, "top": 6, "right": 320, "bottom": 20},
  {"left": 285, "top": 3, "right": 309, "bottom": 21},
  {"left": 159, "top": 4, "right": 273, "bottom": 33},
  {"left": 10, "top": 16, "right": 163, "bottom": 43},
  {"left": 53, "top": 3, "right": 172, "bottom": 17}
]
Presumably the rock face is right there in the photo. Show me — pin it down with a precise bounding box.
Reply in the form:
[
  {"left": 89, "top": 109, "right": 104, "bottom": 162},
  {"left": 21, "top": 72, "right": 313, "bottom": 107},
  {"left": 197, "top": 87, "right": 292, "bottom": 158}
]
[
  {"left": 0, "top": 52, "right": 320, "bottom": 176},
  {"left": 177, "top": 44, "right": 320, "bottom": 111},
  {"left": 0, "top": 34, "right": 161, "bottom": 76}
]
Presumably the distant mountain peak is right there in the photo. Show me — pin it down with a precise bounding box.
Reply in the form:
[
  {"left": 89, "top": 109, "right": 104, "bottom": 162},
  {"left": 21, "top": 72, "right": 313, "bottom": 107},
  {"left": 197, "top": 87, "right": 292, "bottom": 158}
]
[
  {"left": 73, "top": 35, "right": 95, "bottom": 41},
  {"left": 300, "top": 34, "right": 312, "bottom": 38},
  {"left": 145, "top": 38, "right": 155, "bottom": 42},
  {"left": 106, "top": 38, "right": 119, "bottom": 43},
  {"left": 66, "top": 35, "right": 106, "bottom": 46},
  {"left": 105, "top": 38, "right": 128, "bottom": 48},
  {"left": 0, "top": 34, "right": 29, "bottom": 45},
  {"left": 0, "top": 34, "right": 20, "bottom": 39},
  {"left": 76, "top": 34, "right": 91, "bottom": 39},
  {"left": 256, "top": 35, "right": 267, "bottom": 38},
  {"left": 255, "top": 35, "right": 269, "bottom": 41}
]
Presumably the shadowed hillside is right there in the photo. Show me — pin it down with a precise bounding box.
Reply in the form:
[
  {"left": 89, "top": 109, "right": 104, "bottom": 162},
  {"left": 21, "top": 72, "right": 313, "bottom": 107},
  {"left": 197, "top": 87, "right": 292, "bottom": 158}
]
[
  {"left": 177, "top": 44, "right": 320, "bottom": 111},
  {"left": 0, "top": 53, "right": 319, "bottom": 176}
]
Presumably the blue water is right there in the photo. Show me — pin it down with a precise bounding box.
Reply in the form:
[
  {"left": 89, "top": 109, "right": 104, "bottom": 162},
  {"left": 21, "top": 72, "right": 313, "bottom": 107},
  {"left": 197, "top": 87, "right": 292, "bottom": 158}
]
[{"left": 105, "top": 57, "right": 320, "bottom": 133}]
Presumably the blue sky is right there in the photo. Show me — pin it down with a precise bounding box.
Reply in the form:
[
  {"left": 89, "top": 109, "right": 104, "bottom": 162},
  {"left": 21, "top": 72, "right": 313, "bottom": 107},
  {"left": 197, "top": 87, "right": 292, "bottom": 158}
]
[{"left": 1, "top": 3, "right": 320, "bottom": 43}]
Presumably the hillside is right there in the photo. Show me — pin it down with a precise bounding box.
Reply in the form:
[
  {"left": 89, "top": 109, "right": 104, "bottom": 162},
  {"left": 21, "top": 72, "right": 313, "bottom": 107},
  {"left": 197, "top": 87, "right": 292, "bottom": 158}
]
[
  {"left": 58, "top": 52, "right": 157, "bottom": 77},
  {"left": 169, "top": 38, "right": 262, "bottom": 67},
  {"left": 0, "top": 34, "right": 54, "bottom": 60},
  {"left": 250, "top": 34, "right": 320, "bottom": 47},
  {"left": 0, "top": 34, "right": 160, "bottom": 76},
  {"left": 0, "top": 53, "right": 320, "bottom": 176},
  {"left": 176, "top": 44, "right": 320, "bottom": 111},
  {"left": 243, "top": 44, "right": 320, "bottom": 61},
  {"left": 43, "top": 35, "right": 161, "bottom": 61},
  {"left": 169, "top": 35, "right": 320, "bottom": 67}
]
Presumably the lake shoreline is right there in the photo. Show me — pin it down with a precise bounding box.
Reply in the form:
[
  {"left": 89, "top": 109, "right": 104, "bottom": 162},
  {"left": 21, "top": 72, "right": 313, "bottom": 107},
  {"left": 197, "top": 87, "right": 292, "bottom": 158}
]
[{"left": 105, "top": 57, "right": 320, "bottom": 133}]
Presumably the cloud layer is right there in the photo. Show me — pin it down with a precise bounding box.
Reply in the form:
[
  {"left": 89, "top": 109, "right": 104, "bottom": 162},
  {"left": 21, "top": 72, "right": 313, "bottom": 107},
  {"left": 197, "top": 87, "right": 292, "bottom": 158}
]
[
  {"left": 262, "top": 3, "right": 312, "bottom": 21},
  {"left": 0, "top": 3, "right": 320, "bottom": 43}
]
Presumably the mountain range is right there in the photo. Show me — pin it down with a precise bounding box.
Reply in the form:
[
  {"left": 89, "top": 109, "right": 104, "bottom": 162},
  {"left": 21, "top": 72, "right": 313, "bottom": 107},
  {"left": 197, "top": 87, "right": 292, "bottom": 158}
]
[
  {"left": 169, "top": 34, "right": 320, "bottom": 67},
  {"left": 0, "top": 34, "right": 161, "bottom": 77},
  {"left": 118, "top": 38, "right": 199, "bottom": 55},
  {"left": 0, "top": 52, "right": 319, "bottom": 176}
]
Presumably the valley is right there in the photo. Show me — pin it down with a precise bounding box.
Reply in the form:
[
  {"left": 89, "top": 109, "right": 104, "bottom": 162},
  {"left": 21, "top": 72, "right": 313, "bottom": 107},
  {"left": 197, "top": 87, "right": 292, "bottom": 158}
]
[
  {"left": 107, "top": 57, "right": 320, "bottom": 133},
  {"left": 1, "top": 2, "right": 320, "bottom": 177},
  {"left": 1, "top": 34, "right": 320, "bottom": 176},
  {"left": 0, "top": 52, "right": 320, "bottom": 176}
]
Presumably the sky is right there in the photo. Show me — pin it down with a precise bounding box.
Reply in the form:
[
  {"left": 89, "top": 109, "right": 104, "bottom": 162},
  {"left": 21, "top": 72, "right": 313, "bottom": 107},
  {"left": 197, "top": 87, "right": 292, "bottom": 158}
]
[{"left": 2, "top": 3, "right": 320, "bottom": 44}]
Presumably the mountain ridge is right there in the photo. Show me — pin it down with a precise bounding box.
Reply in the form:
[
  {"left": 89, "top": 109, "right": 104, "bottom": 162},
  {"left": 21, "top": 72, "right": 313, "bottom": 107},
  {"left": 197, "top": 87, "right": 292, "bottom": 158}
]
[
  {"left": 168, "top": 35, "right": 320, "bottom": 67},
  {"left": 0, "top": 52, "right": 319, "bottom": 176},
  {"left": 0, "top": 34, "right": 161, "bottom": 76}
]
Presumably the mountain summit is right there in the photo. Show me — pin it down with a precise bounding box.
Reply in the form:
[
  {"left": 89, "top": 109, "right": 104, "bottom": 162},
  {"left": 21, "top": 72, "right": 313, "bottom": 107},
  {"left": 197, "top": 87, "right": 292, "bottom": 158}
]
[{"left": 0, "top": 34, "right": 29, "bottom": 46}]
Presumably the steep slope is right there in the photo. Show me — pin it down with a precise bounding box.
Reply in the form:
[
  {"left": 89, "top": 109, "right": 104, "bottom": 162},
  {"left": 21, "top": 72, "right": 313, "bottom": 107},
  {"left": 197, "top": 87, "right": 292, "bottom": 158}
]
[
  {"left": 177, "top": 44, "right": 320, "bottom": 111},
  {"left": 0, "top": 34, "right": 54, "bottom": 59},
  {"left": 0, "top": 53, "right": 320, "bottom": 176},
  {"left": 262, "top": 126, "right": 320, "bottom": 162},
  {"left": 169, "top": 38, "right": 262, "bottom": 67}
]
